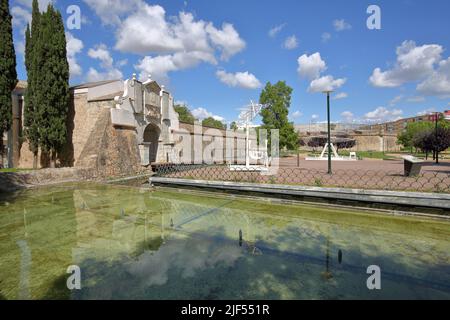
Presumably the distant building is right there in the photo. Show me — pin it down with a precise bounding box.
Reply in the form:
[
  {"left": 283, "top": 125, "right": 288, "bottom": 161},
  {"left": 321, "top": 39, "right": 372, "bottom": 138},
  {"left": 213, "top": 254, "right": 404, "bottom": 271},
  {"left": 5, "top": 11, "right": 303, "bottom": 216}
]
[
  {"left": 444, "top": 110, "right": 450, "bottom": 120},
  {"left": 359, "top": 111, "right": 448, "bottom": 135}
]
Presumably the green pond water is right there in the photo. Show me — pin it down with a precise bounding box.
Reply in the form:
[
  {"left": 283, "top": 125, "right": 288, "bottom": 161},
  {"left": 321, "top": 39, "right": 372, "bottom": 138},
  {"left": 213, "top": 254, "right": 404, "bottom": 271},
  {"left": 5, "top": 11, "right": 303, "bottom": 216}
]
[{"left": 0, "top": 183, "right": 449, "bottom": 300}]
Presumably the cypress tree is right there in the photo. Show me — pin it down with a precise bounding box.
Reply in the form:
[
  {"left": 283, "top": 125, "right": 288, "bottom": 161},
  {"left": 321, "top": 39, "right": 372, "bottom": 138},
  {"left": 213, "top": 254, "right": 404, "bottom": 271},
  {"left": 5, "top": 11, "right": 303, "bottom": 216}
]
[
  {"left": 0, "top": 0, "right": 18, "bottom": 168},
  {"left": 35, "top": 4, "right": 70, "bottom": 168},
  {"left": 24, "top": 0, "right": 41, "bottom": 168}
]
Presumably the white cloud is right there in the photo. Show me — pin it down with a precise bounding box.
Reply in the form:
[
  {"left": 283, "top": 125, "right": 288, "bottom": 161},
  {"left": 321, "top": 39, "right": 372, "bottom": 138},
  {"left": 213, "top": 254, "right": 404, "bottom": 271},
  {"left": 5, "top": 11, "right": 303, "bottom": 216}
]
[
  {"left": 363, "top": 107, "right": 403, "bottom": 122},
  {"left": 114, "top": 6, "right": 245, "bottom": 61},
  {"left": 83, "top": 0, "right": 141, "bottom": 26},
  {"left": 298, "top": 52, "right": 346, "bottom": 94},
  {"left": 370, "top": 41, "right": 443, "bottom": 88},
  {"left": 308, "top": 75, "right": 346, "bottom": 93},
  {"left": 88, "top": 44, "right": 114, "bottom": 68},
  {"left": 297, "top": 53, "right": 327, "bottom": 80},
  {"left": 333, "top": 19, "right": 352, "bottom": 31},
  {"left": 106, "top": 3, "right": 244, "bottom": 80},
  {"left": 216, "top": 70, "right": 262, "bottom": 89},
  {"left": 283, "top": 35, "right": 298, "bottom": 50},
  {"left": 292, "top": 111, "right": 303, "bottom": 119},
  {"left": 86, "top": 67, "right": 123, "bottom": 83},
  {"left": 341, "top": 111, "right": 354, "bottom": 122},
  {"left": 135, "top": 51, "right": 216, "bottom": 82},
  {"left": 86, "top": 44, "right": 123, "bottom": 82},
  {"left": 407, "top": 96, "right": 426, "bottom": 103},
  {"left": 389, "top": 95, "right": 403, "bottom": 106},
  {"left": 16, "top": 0, "right": 55, "bottom": 10},
  {"left": 268, "top": 23, "right": 286, "bottom": 38},
  {"left": 66, "top": 32, "right": 84, "bottom": 77},
  {"left": 321, "top": 32, "right": 331, "bottom": 43},
  {"left": 311, "top": 114, "right": 319, "bottom": 121},
  {"left": 417, "top": 57, "right": 450, "bottom": 97},
  {"left": 15, "top": 41, "right": 25, "bottom": 56},
  {"left": 417, "top": 108, "right": 436, "bottom": 116},
  {"left": 191, "top": 107, "right": 224, "bottom": 121},
  {"left": 206, "top": 22, "right": 246, "bottom": 61},
  {"left": 116, "top": 59, "right": 128, "bottom": 68},
  {"left": 11, "top": 6, "right": 31, "bottom": 31},
  {"left": 333, "top": 92, "right": 348, "bottom": 100}
]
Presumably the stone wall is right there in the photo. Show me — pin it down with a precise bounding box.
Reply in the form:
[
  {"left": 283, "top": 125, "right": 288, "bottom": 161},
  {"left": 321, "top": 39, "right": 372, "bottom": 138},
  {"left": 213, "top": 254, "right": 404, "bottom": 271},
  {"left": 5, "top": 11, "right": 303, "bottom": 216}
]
[
  {"left": 75, "top": 107, "right": 142, "bottom": 177},
  {"left": 17, "top": 94, "right": 142, "bottom": 177},
  {"left": 350, "top": 134, "right": 400, "bottom": 152}
]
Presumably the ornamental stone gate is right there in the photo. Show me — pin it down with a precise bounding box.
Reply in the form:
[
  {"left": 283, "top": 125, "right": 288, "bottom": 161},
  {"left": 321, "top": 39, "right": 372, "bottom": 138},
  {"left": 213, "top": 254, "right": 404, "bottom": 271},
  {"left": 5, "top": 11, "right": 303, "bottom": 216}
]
[{"left": 111, "top": 74, "right": 179, "bottom": 166}]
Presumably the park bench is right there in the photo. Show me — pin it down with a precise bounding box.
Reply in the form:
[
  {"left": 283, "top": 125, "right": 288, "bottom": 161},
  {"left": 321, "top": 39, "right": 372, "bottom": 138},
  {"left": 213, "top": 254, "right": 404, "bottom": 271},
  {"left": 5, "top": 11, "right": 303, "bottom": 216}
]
[{"left": 402, "top": 155, "right": 424, "bottom": 177}]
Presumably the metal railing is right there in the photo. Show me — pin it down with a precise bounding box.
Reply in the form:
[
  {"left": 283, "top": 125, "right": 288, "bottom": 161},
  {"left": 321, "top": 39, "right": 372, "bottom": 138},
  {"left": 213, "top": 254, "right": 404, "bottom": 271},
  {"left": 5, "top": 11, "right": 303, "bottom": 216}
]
[{"left": 153, "top": 163, "right": 450, "bottom": 194}]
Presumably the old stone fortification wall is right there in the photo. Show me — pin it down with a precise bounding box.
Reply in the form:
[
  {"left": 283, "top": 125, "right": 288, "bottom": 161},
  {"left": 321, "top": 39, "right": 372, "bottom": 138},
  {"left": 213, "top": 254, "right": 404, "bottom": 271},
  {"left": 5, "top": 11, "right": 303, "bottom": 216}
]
[
  {"left": 17, "top": 94, "right": 142, "bottom": 177},
  {"left": 17, "top": 94, "right": 109, "bottom": 169},
  {"left": 75, "top": 107, "right": 142, "bottom": 177},
  {"left": 176, "top": 122, "right": 257, "bottom": 164},
  {"left": 350, "top": 134, "right": 400, "bottom": 152}
]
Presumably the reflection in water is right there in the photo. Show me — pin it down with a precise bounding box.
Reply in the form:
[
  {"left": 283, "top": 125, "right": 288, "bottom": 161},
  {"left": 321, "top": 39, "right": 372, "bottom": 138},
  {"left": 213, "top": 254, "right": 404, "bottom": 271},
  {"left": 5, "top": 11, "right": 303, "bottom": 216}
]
[
  {"left": 16, "top": 240, "right": 31, "bottom": 300},
  {"left": 0, "top": 184, "right": 449, "bottom": 300},
  {"left": 321, "top": 239, "right": 333, "bottom": 280}
]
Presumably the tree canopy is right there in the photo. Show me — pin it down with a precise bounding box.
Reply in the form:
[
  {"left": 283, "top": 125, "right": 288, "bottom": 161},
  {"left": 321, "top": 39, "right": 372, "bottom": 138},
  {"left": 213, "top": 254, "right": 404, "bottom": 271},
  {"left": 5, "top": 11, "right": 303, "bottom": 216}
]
[
  {"left": 24, "top": 1, "right": 70, "bottom": 168},
  {"left": 259, "top": 81, "right": 298, "bottom": 150},
  {"left": 202, "top": 117, "right": 227, "bottom": 130},
  {"left": 397, "top": 121, "right": 433, "bottom": 151},
  {"left": 398, "top": 118, "right": 450, "bottom": 163},
  {"left": 24, "top": 0, "right": 41, "bottom": 168},
  {"left": 174, "top": 104, "right": 196, "bottom": 124},
  {"left": 0, "top": 0, "right": 18, "bottom": 166}
]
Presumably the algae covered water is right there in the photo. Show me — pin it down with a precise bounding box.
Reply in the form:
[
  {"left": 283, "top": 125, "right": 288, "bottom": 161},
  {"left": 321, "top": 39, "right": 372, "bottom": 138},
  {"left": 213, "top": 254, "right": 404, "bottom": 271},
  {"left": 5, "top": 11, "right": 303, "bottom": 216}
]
[{"left": 0, "top": 183, "right": 449, "bottom": 300}]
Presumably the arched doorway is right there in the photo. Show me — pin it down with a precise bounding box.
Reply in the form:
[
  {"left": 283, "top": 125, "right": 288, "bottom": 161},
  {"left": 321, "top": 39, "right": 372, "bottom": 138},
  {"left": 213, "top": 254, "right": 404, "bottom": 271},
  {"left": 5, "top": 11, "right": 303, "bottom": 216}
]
[{"left": 143, "top": 124, "right": 160, "bottom": 164}]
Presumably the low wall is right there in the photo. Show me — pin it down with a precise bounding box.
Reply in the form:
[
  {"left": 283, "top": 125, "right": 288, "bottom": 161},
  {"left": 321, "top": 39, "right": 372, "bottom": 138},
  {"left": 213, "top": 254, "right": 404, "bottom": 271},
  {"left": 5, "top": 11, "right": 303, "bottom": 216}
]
[
  {"left": 150, "top": 177, "right": 450, "bottom": 217},
  {"left": 0, "top": 167, "right": 97, "bottom": 192},
  {"left": 350, "top": 134, "right": 400, "bottom": 152}
]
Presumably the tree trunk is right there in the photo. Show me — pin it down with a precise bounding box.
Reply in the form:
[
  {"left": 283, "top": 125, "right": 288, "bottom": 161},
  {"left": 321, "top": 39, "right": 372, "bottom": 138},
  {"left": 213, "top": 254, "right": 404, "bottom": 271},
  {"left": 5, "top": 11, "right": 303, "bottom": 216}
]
[
  {"left": 425, "top": 151, "right": 428, "bottom": 160},
  {"left": 436, "top": 151, "right": 439, "bottom": 164},
  {"left": 49, "top": 149, "right": 56, "bottom": 168},
  {"left": 33, "top": 151, "right": 38, "bottom": 170},
  {"left": 0, "top": 138, "right": 4, "bottom": 169}
]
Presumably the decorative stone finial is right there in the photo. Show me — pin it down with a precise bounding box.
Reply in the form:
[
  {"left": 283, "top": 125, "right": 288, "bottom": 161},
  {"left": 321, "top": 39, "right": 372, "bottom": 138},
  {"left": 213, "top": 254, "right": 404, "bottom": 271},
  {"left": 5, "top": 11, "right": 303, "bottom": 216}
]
[{"left": 132, "top": 73, "right": 137, "bottom": 81}]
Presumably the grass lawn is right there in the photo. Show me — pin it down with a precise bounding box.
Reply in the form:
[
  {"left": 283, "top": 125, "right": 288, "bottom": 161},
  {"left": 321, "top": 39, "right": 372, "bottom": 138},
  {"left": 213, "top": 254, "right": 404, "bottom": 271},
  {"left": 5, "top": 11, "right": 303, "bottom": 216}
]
[{"left": 0, "top": 168, "right": 33, "bottom": 173}]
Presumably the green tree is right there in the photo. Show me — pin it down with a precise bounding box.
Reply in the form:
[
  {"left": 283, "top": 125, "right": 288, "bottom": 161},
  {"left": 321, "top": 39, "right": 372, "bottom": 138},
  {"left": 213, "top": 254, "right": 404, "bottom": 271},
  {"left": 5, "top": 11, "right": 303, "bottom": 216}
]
[
  {"left": 230, "top": 121, "right": 238, "bottom": 131},
  {"left": 24, "top": 0, "right": 41, "bottom": 168},
  {"left": 0, "top": 0, "right": 18, "bottom": 168},
  {"left": 413, "top": 127, "right": 450, "bottom": 164},
  {"left": 259, "top": 81, "right": 298, "bottom": 150},
  {"left": 34, "top": 5, "right": 70, "bottom": 168},
  {"left": 174, "top": 104, "right": 196, "bottom": 124},
  {"left": 397, "top": 121, "right": 433, "bottom": 153},
  {"left": 202, "top": 117, "right": 226, "bottom": 130}
]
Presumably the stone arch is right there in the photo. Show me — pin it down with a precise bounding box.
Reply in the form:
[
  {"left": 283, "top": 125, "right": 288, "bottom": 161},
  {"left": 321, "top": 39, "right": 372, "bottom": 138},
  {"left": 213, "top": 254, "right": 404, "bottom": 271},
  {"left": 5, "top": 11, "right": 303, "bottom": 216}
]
[{"left": 143, "top": 124, "right": 161, "bottom": 164}]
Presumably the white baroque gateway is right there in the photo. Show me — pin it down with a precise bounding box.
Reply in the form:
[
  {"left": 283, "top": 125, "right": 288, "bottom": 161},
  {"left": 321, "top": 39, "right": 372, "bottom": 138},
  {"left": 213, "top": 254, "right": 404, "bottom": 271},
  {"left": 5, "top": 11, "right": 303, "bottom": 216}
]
[{"left": 111, "top": 74, "right": 179, "bottom": 165}]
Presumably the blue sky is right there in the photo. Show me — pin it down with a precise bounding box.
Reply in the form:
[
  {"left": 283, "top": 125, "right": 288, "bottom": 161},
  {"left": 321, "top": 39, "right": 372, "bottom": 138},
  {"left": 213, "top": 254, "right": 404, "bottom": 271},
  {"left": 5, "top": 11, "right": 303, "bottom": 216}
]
[{"left": 9, "top": 0, "right": 450, "bottom": 125}]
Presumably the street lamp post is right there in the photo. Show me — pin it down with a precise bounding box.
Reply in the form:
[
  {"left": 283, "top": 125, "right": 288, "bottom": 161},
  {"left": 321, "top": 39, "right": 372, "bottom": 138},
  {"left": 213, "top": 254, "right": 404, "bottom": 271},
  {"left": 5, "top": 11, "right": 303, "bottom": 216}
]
[
  {"left": 323, "top": 91, "right": 334, "bottom": 174},
  {"left": 434, "top": 112, "right": 439, "bottom": 164}
]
